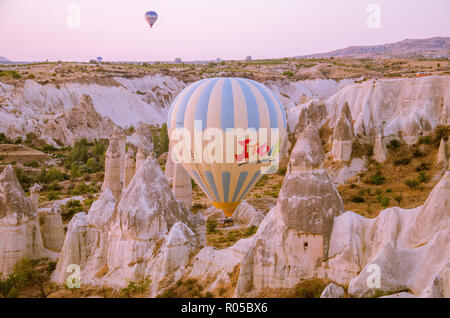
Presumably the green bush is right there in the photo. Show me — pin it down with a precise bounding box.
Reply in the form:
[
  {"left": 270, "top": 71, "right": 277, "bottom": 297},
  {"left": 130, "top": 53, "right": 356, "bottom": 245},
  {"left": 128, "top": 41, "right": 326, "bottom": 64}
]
[
  {"left": 0, "top": 258, "right": 51, "bottom": 297},
  {"left": 14, "top": 166, "right": 35, "bottom": 191},
  {"left": 418, "top": 136, "right": 431, "bottom": 145},
  {"left": 61, "top": 199, "right": 83, "bottom": 221},
  {"left": 245, "top": 225, "right": 257, "bottom": 237},
  {"left": 0, "top": 133, "right": 12, "bottom": 144},
  {"left": 350, "top": 195, "right": 365, "bottom": 203},
  {"left": 415, "top": 163, "right": 429, "bottom": 172},
  {"left": 38, "top": 168, "right": 68, "bottom": 184},
  {"left": 368, "top": 171, "right": 386, "bottom": 185},
  {"left": 405, "top": 179, "right": 419, "bottom": 189},
  {"left": 282, "top": 70, "right": 294, "bottom": 77},
  {"left": 71, "top": 182, "right": 96, "bottom": 195},
  {"left": 386, "top": 139, "right": 401, "bottom": 149},
  {"left": 394, "top": 194, "right": 403, "bottom": 204},
  {"left": 206, "top": 218, "right": 218, "bottom": 234},
  {"left": 376, "top": 195, "right": 390, "bottom": 208},
  {"left": 417, "top": 172, "right": 429, "bottom": 183},
  {"left": 393, "top": 157, "right": 411, "bottom": 165}
]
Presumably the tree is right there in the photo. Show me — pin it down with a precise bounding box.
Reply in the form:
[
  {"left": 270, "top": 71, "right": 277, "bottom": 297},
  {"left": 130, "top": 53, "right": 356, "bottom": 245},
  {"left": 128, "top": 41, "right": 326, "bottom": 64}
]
[
  {"left": 160, "top": 123, "right": 169, "bottom": 154},
  {"left": 152, "top": 130, "right": 160, "bottom": 156}
]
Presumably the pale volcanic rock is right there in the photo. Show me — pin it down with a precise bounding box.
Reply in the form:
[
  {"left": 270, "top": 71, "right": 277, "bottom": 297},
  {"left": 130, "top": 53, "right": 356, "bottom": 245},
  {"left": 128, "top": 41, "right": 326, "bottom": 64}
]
[
  {"left": 288, "top": 99, "right": 328, "bottom": 137},
  {"left": 0, "top": 166, "right": 44, "bottom": 275},
  {"left": 232, "top": 200, "right": 265, "bottom": 228},
  {"left": 437, "top": 138, "right": 447, "bottom": 165},
  {"left": 145, "top": 222, "right": 199, "bottom": 296},
  {"left": 288, "top": 124, "right": 325, "bottom": 172},
  {"left": 29, "top": 183, "right": 42, "bottom": 210},
  {"left": 201, "top": 206, "right": 225, "bottom": 220},
  {"left": 320, "top": 283, "right": 346, "bottom": 298},
  {"left": 325, "top": 172, "right": 450, "bottom": 297},
  {"left": 186, "top": 237, "right": 254, "bottom": 294},
  {"left": 40, "top": 94, "right": 120, "bottom": 146},
  {"left": 52, "top": 159, "right": 205, "bottom": 289},
  {"left": 102, "top": 138, "right": 122, "bottom": 200},
  {"left": 373, "top": 134, "right": 387, "bottom": 163},
  {"left": 172, "top": 163, "right": 192, "bottom": 207},
  {"left": 123, "top": 148, "right": 136, "bottom": 190},
  {"left": 326, "top": 76, "right": 449, "bottom": 143},
  {"left": 332, "top": 103, "right": 354, "bottom": 162},
  {"left": 0, "top": 76, "right": 185, "bottom": 145},
  {"left": 39, "top": 207, "right": 65, "bottom": 252},
  {"left": 235, "top": 126, "right": 344, "bottom": 296}
]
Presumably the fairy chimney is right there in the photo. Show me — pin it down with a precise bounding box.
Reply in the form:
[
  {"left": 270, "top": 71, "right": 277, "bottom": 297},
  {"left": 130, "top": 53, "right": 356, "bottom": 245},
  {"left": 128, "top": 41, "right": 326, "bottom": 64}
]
[
  {"left": 102, "top": 138, "right": 122, "bottom": 199},
  {"left": 437, "top": 139, "right": 447, "bottom": 166},
  {"left": 123, "top": 148, "right": 136, "bottom": 190},
  {"left": 373, "top": 124, "right": 387, "bottom": 163},
  {"left": 29, "top": 183, "right": 42, "bottom": 210},
  {"left": 332, "top": 103, "right": 354, "bottom": 162},
  {"left": 172, "top": 163, "right": 192, "bottom": 207}
]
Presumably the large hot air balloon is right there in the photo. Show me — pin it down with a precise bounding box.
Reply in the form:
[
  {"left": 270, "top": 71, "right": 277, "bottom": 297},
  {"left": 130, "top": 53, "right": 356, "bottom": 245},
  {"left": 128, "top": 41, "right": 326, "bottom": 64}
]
[
  {"left": 145, "top": 11, "right": 158, "bottom": 28},
  {"left": 168, "top": 77, "right": 287, "bottom": 217}
]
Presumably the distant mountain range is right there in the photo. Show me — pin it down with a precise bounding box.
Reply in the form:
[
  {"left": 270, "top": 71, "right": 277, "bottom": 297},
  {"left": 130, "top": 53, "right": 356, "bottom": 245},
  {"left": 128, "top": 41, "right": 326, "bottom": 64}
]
[
  {"left": 300, "top": 37, "right": 450, "bottom": 58},
  {"left": 0, "top": 56, "right": 11, "bottom": 63}
]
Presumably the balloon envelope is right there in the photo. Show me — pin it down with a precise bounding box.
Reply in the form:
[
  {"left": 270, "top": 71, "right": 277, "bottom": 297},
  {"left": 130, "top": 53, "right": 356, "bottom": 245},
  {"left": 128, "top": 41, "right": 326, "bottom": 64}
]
[
  {"left": 168, "top": 77, "right": 286, "bottom": 217},
  {"left": 145, "top": 11, "right": 158, "bottom": 27}
]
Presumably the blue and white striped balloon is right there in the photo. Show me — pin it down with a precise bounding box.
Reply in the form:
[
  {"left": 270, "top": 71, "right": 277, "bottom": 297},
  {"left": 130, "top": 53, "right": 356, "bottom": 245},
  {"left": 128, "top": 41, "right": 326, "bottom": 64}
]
[{"left": 168, "top": 77, "right": 286, "bottom": 217}]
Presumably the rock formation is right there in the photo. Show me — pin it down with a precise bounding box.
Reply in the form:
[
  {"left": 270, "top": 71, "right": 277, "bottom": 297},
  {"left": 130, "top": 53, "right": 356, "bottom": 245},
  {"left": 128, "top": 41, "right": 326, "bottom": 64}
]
[
  {"left": 135, "top": 147, "right": 147, "bottom": 173},
  {"left": 290, "top": 99, "right": 328, "bottom": 137},
  {"left": 232, "top": 201, "right": 265, "bottom": 228},
  {"left": 39, "top": 207, "right": 64, "bottom": 252},
  {"left": 320, "top": 283, "right": 345, "bottom": 298},
  {"left": 112, "top": 130, "right": 126, "bottom": 184},
  {"left": 325, "top": 171, "right": 450, "bottom": 297},
  {"left": 172, "top": 163, "right": 192, "bottom": 207},
  {"left": 326, "top": 76, "right": 449, "bottom": 144},
  {"left": 40, "top": 94, "right": 120, "bottom": 146},
  {"left": 437, "top": 138, "right": 447, "bottom": 165},
  {"left": 123, "top": 148, "right": 136, "bottom": 190},
  {"left": 165, "top": 146, "right": 175, "bottom": 184},
  {"left": 235, "top": 125, "right": 344, "bottom": 296},
  {"left": 29, "top": 183, "right": 42, "bottom": 210},
  {"left": 52, "top": 158, "right": 205, "bottom": 292},
  {"left": 0, "top": 166, "right": 44, "bottom": 275},
  {"left": 373, "top": 125, "right": 387, "bottom": 163},
  {"left": 332, "top": 103, "right": 354, "bottom": 162},
  {"left": 102, "top": 138, "right": 122, "bottom": 200}
]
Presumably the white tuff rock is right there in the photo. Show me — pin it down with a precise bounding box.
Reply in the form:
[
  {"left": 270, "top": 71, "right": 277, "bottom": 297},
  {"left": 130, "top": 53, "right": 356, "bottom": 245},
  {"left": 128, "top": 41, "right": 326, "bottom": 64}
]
[{"left": 0, "top": 166, "right": 44, "bottom": 275}]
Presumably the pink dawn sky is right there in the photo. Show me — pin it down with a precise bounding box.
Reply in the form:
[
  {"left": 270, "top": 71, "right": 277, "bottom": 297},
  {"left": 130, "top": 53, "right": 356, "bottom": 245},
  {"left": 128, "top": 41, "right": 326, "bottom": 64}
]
[{"left": 0, "top": 0, "right": 449, "bottom": 62}]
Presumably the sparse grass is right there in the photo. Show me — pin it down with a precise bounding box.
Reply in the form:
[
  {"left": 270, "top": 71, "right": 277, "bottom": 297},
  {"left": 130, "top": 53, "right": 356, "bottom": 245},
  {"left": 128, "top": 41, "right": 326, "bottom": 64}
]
[{"left": 156, "top": 278, "right": 209, "bottom": 298}]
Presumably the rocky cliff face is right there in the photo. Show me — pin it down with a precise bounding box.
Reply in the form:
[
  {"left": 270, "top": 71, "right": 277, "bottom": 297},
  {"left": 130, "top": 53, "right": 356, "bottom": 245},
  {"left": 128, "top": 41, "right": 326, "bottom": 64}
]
[
  {"left": 52, "top": 158, "right": 205, "bottom": 292},
  {"left": 0, "top": 166, "right": 44, "bottom": 274},
  {"left": 326, "top": 76, "right": 449, "bottom": 143},
  {"left": 326, "top": 171, "right": 449, "bottom": 297},
  {"left": 0, "top": 75, "right": 185, "bottom": 146}
]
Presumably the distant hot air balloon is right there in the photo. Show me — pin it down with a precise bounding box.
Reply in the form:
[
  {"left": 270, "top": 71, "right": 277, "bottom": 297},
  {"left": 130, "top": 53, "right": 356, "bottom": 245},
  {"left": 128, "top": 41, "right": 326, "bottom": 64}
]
[
  {"left": 145, "top": 11, "right": 158, "bottom": 28},
  {"left": 168, "top": 77, "right": 287, "bottom": 217}
]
